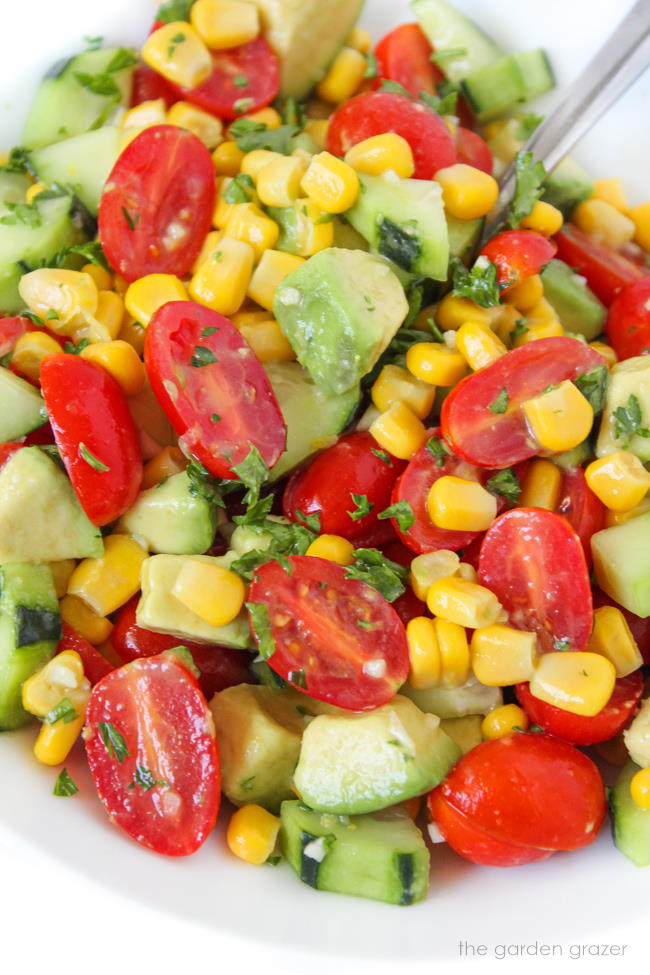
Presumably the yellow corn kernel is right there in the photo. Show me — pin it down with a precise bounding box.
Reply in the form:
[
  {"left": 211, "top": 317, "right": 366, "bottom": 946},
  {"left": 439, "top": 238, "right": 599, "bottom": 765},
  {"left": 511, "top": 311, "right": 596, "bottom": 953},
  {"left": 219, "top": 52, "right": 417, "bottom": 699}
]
[
  {"left": 605, "top": 496, "right": 650, "bottom": 527},
  {"left": 231, "top": 307, "right": 272, "bottom": 329},
  {"left": 371, "top": 364, "right": 436, "bottom": 420},
  {"left": 348, "top": 26, "right": 372, "bottom": 53},
  {"left": 409, "top": 550, "right": 461, "bottom": 601},
  {"left": 525, "top": 297, "right": 559, "bottom": 323},
  {"left": 22, "top": 650, "right": 90, "bottom": 720},
  {"left": 118, "top": 316, "right": 146, "bottom": 356},
  {"left": 288, "top": 199, "right": 334, "bottom": 256},
  {"left": 435, "top": 163, "right": 499, "bottom": 221},
  {"left": 456, "top": 320, "right": 507, "bottom": 371},
  {"left": 345, "top": 134, "right": 415, "bottom": 179},
  {"left": 482, "top": 703, "right": 529, "bottom": 740},
  {"left": 247, "top": 249, "right": 306, "bottom": 311},
  {"left": 49, "top": 560, "right": 77, "bottom": 599},
  {"left": 589, "top": 340, "right": 617, "bottom": 369},
  {"left": 456, "top": 562, "right": 478, "bottom": 583},
  {"left": 18, "top": 269, "right": 98, "bottom": 335},
  {"left": 24, "top": 181, "right": 45, "bottom": 204},
  {"left": 585, "top": 450, "right": 650, "bottom": 512},
  {"left": 243, "top": 107, "right": 282, "bottom": 130},
  {"left": 81, "top": 263, "right": 112, "bottom": 292},
  {"left": 529, "top": 651, "right": 617, "bottom": 717},
  {"left": 369, "top": 401, "right": 427, "bottom": 460},
  {"left": 427, "top": 476, "right": 497, "bottom": 532},
  {"left": 33, "top": 716, "right": 85, "bottom": 766},
  {"left": 224, "top": 203, "right": 279, "bottom": 261},
  {"left": 10, "top": 331, "right": 61, "bottom": 383},
  {"left": 519, "top": 200, "right": 563, "bottom": 236},
  {"left": 587, "top": 605, "right": 644, "bottom": 678},
  {"left": 141, "top": 22, "right": 212, "bottom": 90},
  {"left": 94, "top": 290, "right": 126, "bottom": 340},
  {"left": 172, "top": 559, "right": 246, "bottom": 627},
  {"left": 80, "top": 340, "right": 146, "bottom": 397},
  {"left": 316, "top": 47, "right": 367, "bottom": 104},
  {"left": 574, "top": 198, "right": 635, "bottom": 251},
  {"left": 120, "top": 98, "right": 167, "bottom": 130},
  {"left": 306, "top": 534, "right": 355, "bottom": 566},
  {"left": 192, "top": 230, "right": 224, "bottom": 273},
  {"left": 67, "top": 535, "right": 148, "bottom": 617},
  {"left": 436, "top": 294, "right": 491, "bottom": 331},
  {"left": 628, "top": 201, "right": 650, "bottom": 253},
  {"left": 167, "top": 101, "right": 224, "bottom": 149},
  {"left": 305, "top": 119, "right": 329, "bottom": 150},
  {"left": 519, "top": 458, "right": 562, "bottom": 510},
  {"left": 142, "top": 446, "right": 187, "bottom": 489},
  {"left": 514, "top": 318, "right": 564, "bottom": 345},
  {"left": 240, "top": 149, "right": 283, "bottom": 181},
  {"left": 213, "top": 140, "right": 246, "bottom": 176},
  {"left": 191, "top": 0, "right": 259, "bottom": 48},
  {"left": 256, "top": 155, "right": 308, "bottom": 208},
  {"left": 435, "top": 617, "right": 470, "bottom": 688},
  {"left": 59, "top": 595, "right": 113, "bottom": 645},
  {"left": 592, "top": 178, "right": 629, "bottom": 213},
  {"left": 238, "top": 316, "right": 295, "bottom": 362},
  {"left": 630, "top": 767, "right": 650, "bottom": 810},
  {"left": 427, "top": 576, "right": 504, "bottom": 629},
  {"left": 471, "top": 625, "right": 538, "bottom": 686},
  {"left": 502, "top": 273, "right": 544, "bottom": 311},
  {"left": 300, "top": 152, "right": 359, "bottom": 214},
  {"left": 189, "top": 236, "right": 255, "bottom": 315},
  {"left": 407, "top": 617, "right": 442, "bottom": 689},
  {"left": 406, "top": 342, "right": 467, "bottom": 387},
  {"left": 227, "top": 804, "right": 280, "bottom": 865},
  {"left": 522, "top": 380, "right": 594, "bottom": 452},
  {"left": 124, "top": 274, "right": 188, "bottom": 328}
]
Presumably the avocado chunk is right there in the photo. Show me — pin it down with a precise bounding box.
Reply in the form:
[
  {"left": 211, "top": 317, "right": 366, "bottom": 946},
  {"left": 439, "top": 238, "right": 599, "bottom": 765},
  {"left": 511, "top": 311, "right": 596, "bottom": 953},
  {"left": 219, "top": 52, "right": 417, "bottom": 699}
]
[
  {"left": 274, "top": 248, "right": 408, "bottom": 395},
  {"left": 542, "top": 158, "right": 594, "bottom": 217},
  {"left": 293, "top": 695, "right": 461, "bottom": 815},
  {"left": 265, "top": 362, "right": 359, "bottom": 481},
  {"left": 280, "top": 800, "right": 430, "bottom": 905},
  {"left": 250, "top": 0, "right": 364, "bottom": 98},
  {"left": 137, "top": 553, "right": 252, "bottom": 648},
  {"left": 0, "top": 563, "right": 60, "bottom": 730},
  {"left": 0, "top": 368, "right": 48, "bottom": 442},
  {"left": 400, "top": 675, "right": 503, "bottom": 718},
  {"left": 610, "top": 761, "right": 650, "bottom": 867},
  {"left": 592, "top": 511, "right": 650, "bottom": 618},
  {"left": 596, "top": 356, "right": 650, "bottom": 461},
  {"left": 116, "top": 471, "right": 217, "bottom": 555},
  {"left": 30, "top": 126, "right": 124, "bottom": 216},
  {"left": 540, "top": 259, "right": 605, "bottom": 341},
  {"left": 0, "top": 447, "right": 104, "bottom": 563},
  {"left": 440, "top": 714, "right": 484, "bottom": 754},
  {"left": 346, "top": 172, "right": 450, "bottom": 281}
]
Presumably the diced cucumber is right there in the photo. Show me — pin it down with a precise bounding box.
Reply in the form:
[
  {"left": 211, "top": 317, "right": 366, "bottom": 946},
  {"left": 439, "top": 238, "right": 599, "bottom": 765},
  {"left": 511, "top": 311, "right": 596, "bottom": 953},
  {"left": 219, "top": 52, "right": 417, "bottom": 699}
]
[
  {"left": 542, "top": 158, "right": 594, "bottom": 217},
  {"left": 0, "top": 172, "right": 31, "bottom": 206},
  {"left": 280, "top": 800, "right": 430, "bottom": 905},
  {"left": 541, "top": 259, "right": 605, "bottom": 341},
  {"left": 412, "top": 0, "right": 502, "bottom": 83},
  {"left": 400, "top": 675, "right": 503, "bottom": 718},
  {"left": 597, "top": 356, "right": 650, "bottom": 462},
  {"left": 30, "top": 126, "right": 124, "bottom": 216},
  {"left": 22, "top": 48, "right": 136, "bottom": 149},
  {"left": 461, "top": 49, "right": 554, "bottom": 122},
  {"left": 116, "top": 471, "right": 217, "bottom": 555},
  {"left": 0, "top": 562, "right": 60, "bottom": 730},
  {"left": 610, "top": 761, "right": 650, "bottom": 867},
  {"left": 592, "top": 511, "right": 650, "bottom": 618},
  {"left": 0, "top": 369, "right": 48, "bottom": 441},
  {"left": 447, "top": 214, "right": 483, "bottom": 263}
]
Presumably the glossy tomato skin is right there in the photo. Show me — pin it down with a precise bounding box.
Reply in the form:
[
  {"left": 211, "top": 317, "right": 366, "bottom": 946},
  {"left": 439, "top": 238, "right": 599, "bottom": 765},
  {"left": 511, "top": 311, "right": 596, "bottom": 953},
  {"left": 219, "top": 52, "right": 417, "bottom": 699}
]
[
  {"left": 0, "top": 316, "right": 34, "bottom": 356},
  {"left": 606, "top": 278, "right": 650, "bottom": 360},
  {"left": 556, "top": 467, "right": 606, "bottom": 570},
  {"left": 85, "top": 652, "right": 220, "bottom": 856},
  {"left": 479, "top": 508, "right": 593, "bottom": 653},
  {"left": 456, "top": 127, "right": 493, "bottom": 174},
  {"left": 131, "top": 63, "right": 179, "bottom": 108},
  {"left": 374, "top": 23, "right": 442, "bottom": 96},
  {"left": 326, "top": 91, "right": 456, "bottom": 179},
  {"left": 247, "top": 555, "right": 410, "bottom": 710},
  {"left": 554, "top": 224, "right": 647, "bottom": 306},
  {"left": 98, "top": 126, "right": 215, "bottom": 282},
  {"left": 145, "top": 301, "right": 286, "bottom": 479},
  {"left": 516, "top": 670, "right": 644, "bottom": 746},
  {"left": 283, "top": 432, "right": 405, "bottom": 547},
  {"left": 57, "top": 622, "right": 114, "bottom": 685},
  {"left": 480, "top": 230, "right": 557, "bottom": 293},
  {"left": 175, "top": 36, "right": 279, "bottom": 119},
  {"left": 592, "top": 587, "right": 650, "bottom": 665},
  {"left": 441, "top": 337, "right": 606, "bottom": 468},
  {"left": 40, "top": 355, "right": 142, "bottom": 526},
  {"left": 429, "top": 733, "right": 606, "bottom": 865}
]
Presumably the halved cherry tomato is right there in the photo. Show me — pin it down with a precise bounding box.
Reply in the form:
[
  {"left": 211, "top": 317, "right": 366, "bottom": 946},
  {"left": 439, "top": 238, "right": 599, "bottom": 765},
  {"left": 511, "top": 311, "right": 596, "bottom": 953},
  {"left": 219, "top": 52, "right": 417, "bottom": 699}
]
[
  {"left": 145, "top": 301, "right": 286, "bottom": 479},
  {"left": 174, "top": 36, "right": 279, "bottom": 119},
  {"left": 480, "top": 230, "right": 557, "bottom": 293},
  {"left": 40, "top": 355, "right": 142, "bottom": 526},
  {"left": 111, "top": 595, "right": 251, "bottom": 699},
  {"left": 247, "top": 555, "right": 409, "bottom": 710},
  {"left": 0, "top": 442, "right": 22, "bottom": 469},
  {"left": 326, "top": 91, "right": 456, "bottom": 179},
  {"left": 556, "top": 466, "right": 606, "bottom": 570},
  {"left": 592, "top": 587, "right": 650, "bottom": 665},
  {"left": 85, "top": 651, "right": 220, "bottom": 856},
  {"left": 606, "top": 278, "right": 650, "bottom": 360},
  {"left": 428, "top": 733, "right": 606, "bottom": 866},
  {"left": 479, "top": 508, "right": 593, "bottom": 652},
  {"left": 554, "top": 224, "right": 647, "bottom": 306},
  {"left": 516, "top": 670, "right": 644, "bottom": 745},
  {"left": 456, "top": 127, "right": 493, "bottom": 175},
  {"left": 98, "top": 125, "right": 215, "bottom": 282},
  {"left": 131, "top": 63, "right": 179, "bottom": 108},
  {"left": 57, "top": 622, "right": 114, "bottom": 685},
  {"left": 0, "top": 316, "right": 34, "bottom": 356},
  {"left": 373, "top": 24, "right": 442, "bottom": 96},
  {"left": 282, "top": 431, "right": 405, "bottom": 547},
  {"left": 441, "top": 337, "right": 606, "bottom": 468},
  {"left": 22, "top": 422, "right": 55, "bottom": 446}
]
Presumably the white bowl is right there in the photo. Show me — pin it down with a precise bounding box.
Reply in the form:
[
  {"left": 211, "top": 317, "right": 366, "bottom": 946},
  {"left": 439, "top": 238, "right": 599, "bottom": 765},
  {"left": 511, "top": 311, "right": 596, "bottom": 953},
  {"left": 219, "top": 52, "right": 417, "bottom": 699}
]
[{"left": 1, "top": 0, "right": 649, "bottom": 964}]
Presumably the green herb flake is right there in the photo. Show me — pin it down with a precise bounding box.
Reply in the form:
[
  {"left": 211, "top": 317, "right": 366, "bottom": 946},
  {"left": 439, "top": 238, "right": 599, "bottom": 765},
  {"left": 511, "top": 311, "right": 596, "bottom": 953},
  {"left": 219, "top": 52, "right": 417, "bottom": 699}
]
[
  {"left": 450, "top": 255, "right": 501, "bottom": 308},
  {"left": 313, "top": 213, "right": 333, "bottom": 225},
  {"left": 363, "top": 52, "right": 378, "bottom": 78},
  {"left": 488, "top": 387, "right": 509, "bottom": 414},
  {"left": 295, "top": 509, "right": 321, "bottom": 532},
  {"left": 43, "top": 697, "right": 79, "bottom": 726},
  {"left": 45, "top": 308, "right": 60, "bottom": 321},
  {"left": 233, "top": 97, "right": 254, "bottom": 115},
  {"left": 223, "top": 172, "right": 255, "bottom": 204},
  {"left": 233, "top": 74, "right": 249, "bottom": 89},
  {"left": 378, "top": 80, "right": 411, "bottom": 98},
  {"left": 574, "top": 365, "right": 608, "bottom": 415},
  {"left": 201, "top": 326, "right": 218, "bottom": 337},
  {"left": 511, "top": 318, "right": 529, "bottom": 341},
  {"left": 156, "top": 0, "right": 195, "bottom": 24},
  {"left": 0, "top": 201, "right": 42, "bottom": 228},
  {"left": 79, "top": 442, "right": 110, "bottom": 472},
  {"left": 517, "top": 113, "right": 544, "bottom": 141},
  {"left": 554, "top": 637, "right": 571, "bottom": 651},
  {"left": 74, "top": 71, "right": 120, "bottom": 98},
  {"left": 426, "top": 435, "right": 451, "bottom": 467},
  {"left": 420, "top": 83, "right": 458, "bottom": 116},
  {"left": 167, "top": 31, "right": 186, "bottom": 58},
  {"left": 612, "top": 393, "right": 650, "bottom": 446},
  {"left": 430, "top": 47, "right": 468, "bottom": 63},
  {"left": 278, "top": 96, "right": 307, "bottom": 128},
  {"left": 345, "top": 548, "right": 407, "bottom": 603},
  {"left": 347, "top": 493, "right": 374, "bottom": 521},
  {"left": 377, "top": 500, "right": 415, "bottom": 533},
  {"left": 129, "top": 764, "right": 168, "bottom": 791},
  {"left": 106, "top": 48, "right": 138, "bottom": 73},
  {"left": 53, "top": 768, "right": 78, "bottom": 797},
  {"left": 229, "top": 118, "right": 300, "bottom": 155},
  {"left": 63, "top": 338, "right": 90, "bottom": 355},
  {"left": 122, "top": 206, "right": 138, "bottom": 231},
  {"left": 210, "top": 413, "right": 220, "bottom": 424},
  {"left": 246, "top": 603, "right": 276, "bottom": 659},
  {"left": 507, "top": 150, "right": 547, "bottom": 229},
  {"left": 486, "top": 467, "right": 520, "bottom": 505},
  {"left": 97, "top": 721, "right": 129, "bottom": 763},
  {"left": 240, "top": 775, "right": 256, "bottom": 791},
  {"left": 190, "top": 344, "right": 217, "bottom": 367},
  {"left": 231, "top": 443, "right": 269, "bottom": 504},
  {"left": 357, "top": 619, "right": 374, "bottom": 631},
  {"left": 371, "top": 448, "right": 392, "bottom": 465}
]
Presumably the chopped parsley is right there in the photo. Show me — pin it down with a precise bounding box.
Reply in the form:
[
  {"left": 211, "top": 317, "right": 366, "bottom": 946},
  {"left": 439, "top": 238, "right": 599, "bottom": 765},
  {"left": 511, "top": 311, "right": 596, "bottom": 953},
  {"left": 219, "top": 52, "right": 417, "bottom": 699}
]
[
  {"left": 53, "top": 768, "right": 79, "bottom": 797},
  {"left": 486, "top": 467, "right": 521, "bottom": 505},
  {"left": 363, "top": 52, "right": 378, "bottom": 78},
  {"left": 507, "top": 150, "right": 547, "bottom": 229},
  {"left": 129, "top": 765, "right": 168, "bottom": 791},
  {"left": 313, "top": 213, "right": 333, "bottom": 225},
  {"left": 377, "top": 500, "right": 415, "bottom": 533},
  {"left": 612, "top": 393, "right": 650, "bottom": 446},
  {"left": 231, "top": 444, "right": 269, "bottom": 504},
  {"left": 488, "top": 387, "right": 509, "bottom": 414},
  {"left": 185, "top": 458, "right": 228, "bottom": 507},
  {"left": 43, "top": 697, "right": 79, "bottom": 726},
  {"left": 450, "top": 255, "right": 501, "bottom": 308},
  {"left": 79, "top": 442, "right": 110, "bottom": 472},
  {"left": 52, "top": 239, "right": 109, "bottom": 270},
  {"left": 121, "top": 206, "right": 138, "bottom": 231},
  {"left": 279, "top": 97, "right": 307, "bottom": 128},
  {"left": 344, "top": 548, "right": 407, "bottom": 603},
  {"left": 156, "top": 0, "right": 195, "bottom": 23},
  {"left": 554, "top": 637, "right": 571, "bottom": 650},
  {"left": 426, "top": 435, "right": 451, "bottom": 467},
  {"left": 210, "top": 413, "right": 220, "bottom": 424},
  {"left": 574, "top": 365, "right": 608, "bottom": 414},
  {"left": 166, "top": 32, "right": 187, "bottom": 59},
  {"left": 223, "top": 172, "right": 255, "bottom": 204},
  {"left": 0, "top": 201, "right": 41, "bottom": 228},
  {"left": 97, "top": 721, "right": 129, "bottom": 764},
  {"left": 190, "top": 345, "right": 217, "bottom": 367},
  {"left": 233, "top": 97, "right": 254, "bottom": 114},
  {"left": 295, "top": 509, "right": 321, "bottom": 532},
  {"left": 419, "top": 85, "right": 458, "bottom": 116},
  {"left": 517, "top": 113, "right": 544, "bottom": 141},
  {"left": 230, "top": 514, "right": 318, "bottom": 580},
  {"left": 74, "top": 71, "right": 121, "bottom": 98},
  {"left": 240, "top": 775, "right": 256, "bottom": 791},
  {"left": 45, "top": 308, "right": 60, "bottom": 320},
  {"left": 233, "top": 74, "right": 249, "bottom": 89},
  {"left": 511, "top": 318, "right": 529, "bottom": 341},
  {"left": 371, "top": 448, "right": 392, "bottom": 465},
  {"left": 357, "top": 619, "right": 374, "bottom": 630},
  {"left": 105, "top": 48, "right": 138, "bottom": 72},
  {"left": 229, "top": 119, "right": 300, "bottom": 155},
  {"left": 201, "top": 326, "right": 218, "bottom": 337},
  {"left": 246, "top": 603, "right": 276, "bottom": 659},
  {"left": 378, "top": 79, "right": 411, "bottom": 98},
  {"left": 347, "top": 493, "right": 374, "bottom": 521}
]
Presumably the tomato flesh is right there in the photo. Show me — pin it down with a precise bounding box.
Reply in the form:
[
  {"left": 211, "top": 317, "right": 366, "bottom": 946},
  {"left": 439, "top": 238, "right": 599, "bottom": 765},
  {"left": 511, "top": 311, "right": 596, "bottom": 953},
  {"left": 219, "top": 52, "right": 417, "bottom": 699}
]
[
  {"left": 456, "top": 127, "right": 493, "bottom": 174},
  {"left": 554, "top": 224, "right": 647, "bottom": 306},
  {"left": 174, "top": 36, "right": 279, "bottom": 119},
  {"left": 131, "top": 63, "right": 179, "bottom": 108},
  {"left": 374, "top": 23, "right": 443, "bottom": 96},
  {"left": 57, "top": 622, "right": 114, "bottom": 685},
  {"left": 556, "top": 466, "right": 606, "bottom": 570},
  {"left": 480, "top": 230, "right": 557, "bottom": 293},
  {"left": 606, "top": 278, "right": 650, "bottom": 360}
]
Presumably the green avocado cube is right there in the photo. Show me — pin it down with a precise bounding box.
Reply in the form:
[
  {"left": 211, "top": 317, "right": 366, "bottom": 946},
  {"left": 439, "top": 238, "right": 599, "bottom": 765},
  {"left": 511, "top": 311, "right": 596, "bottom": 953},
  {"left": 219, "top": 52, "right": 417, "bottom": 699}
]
[{"left": 592, "top": 511, "right": 650, "bottom": 617}]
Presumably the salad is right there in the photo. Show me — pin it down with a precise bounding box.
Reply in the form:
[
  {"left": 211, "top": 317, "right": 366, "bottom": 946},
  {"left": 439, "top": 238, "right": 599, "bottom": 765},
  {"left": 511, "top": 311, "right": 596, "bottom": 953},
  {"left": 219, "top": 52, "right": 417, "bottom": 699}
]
[{"left": 2, "top": 0, "right": 650, "bottom": 909}]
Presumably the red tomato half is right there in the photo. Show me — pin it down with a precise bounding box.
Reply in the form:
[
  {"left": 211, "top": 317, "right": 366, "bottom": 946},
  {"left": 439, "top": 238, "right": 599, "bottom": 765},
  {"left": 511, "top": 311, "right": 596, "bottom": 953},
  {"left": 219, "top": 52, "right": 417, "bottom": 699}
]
[
  {"left": 326, "top": 91, "right": 456, "bottom": 179},
  {"left": 516, "top": 670, "right": 644, "bottom": 746},
  {"left": 374, "top": 24, "right": 442, "bottom": 96},
  {"left": 111, "top": 595, "right": 251, "bottom": 699},
  {"left": 145, "top": 301, "right": 286, "bottom": 479},
  {"left": 456, "top": 127, "right": 493, "bottom": 174},
  {"left": 247, "top": 555, "right": 410, "bottom": 710},
  {"left": 556, "top": 466, "right": 606, "bottom": 570},
  {"left": 554, "top": 224, "right": 647, "bottom": 306},
  {"left": 607, "top": 278, "right": 650, "bottom": 360},
  {"left": 0, "top": 442, "right": 22, "bottom": 469},
  {"left": 98, "top": 125, "right": 215, "bottom": 282},
  {"left": 428, "top": 733, "right": 606, "bottom": 866},
  {"left": 480, "top": 230, "right": 557, "bottom": 293},
  {"left": 131, "top": 63, "right": 179, "bottom": 109},
  {"left": 441, "top": 337, "right": 606, "bottom": 468},
  {"left": 57, "top": 622, "right": 114, "bottom": 685},
  {"left": 40, "top": 355, "right": 142, "bottom": 526},
  {"left": 0, "top": 316, "right": 33, "bottom": 356},
  {"left": 282, "top": 432, "right": 405, "bottom": 547},
  {"left": 592, "top": 587, "right": 650, "bottom": 665},
  {"left": 479, "top": 508, "right": 593, "bottom": 652},
  {"left": 85, "top": 652, "right": 220, "bottom": 856},
  {"left": 175, "top": 36, "right": 279, "bottom": 119}
]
